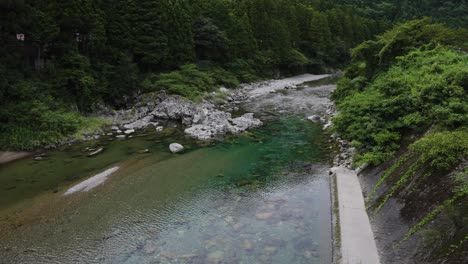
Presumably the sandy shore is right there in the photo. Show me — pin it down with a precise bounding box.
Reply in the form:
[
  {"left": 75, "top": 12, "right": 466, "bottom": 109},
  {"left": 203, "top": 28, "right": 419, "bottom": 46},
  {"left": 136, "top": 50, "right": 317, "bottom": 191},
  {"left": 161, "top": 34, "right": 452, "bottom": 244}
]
[{"left": 0, "top": 151, "right": 32, "bottom": 165}]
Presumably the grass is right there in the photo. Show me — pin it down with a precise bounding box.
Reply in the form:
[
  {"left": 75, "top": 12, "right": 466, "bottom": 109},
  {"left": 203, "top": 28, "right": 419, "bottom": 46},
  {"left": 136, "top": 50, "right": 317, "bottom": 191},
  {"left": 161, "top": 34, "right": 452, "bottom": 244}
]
[{"left": 71, "top": 117, "right": 111, "bottom": 141}]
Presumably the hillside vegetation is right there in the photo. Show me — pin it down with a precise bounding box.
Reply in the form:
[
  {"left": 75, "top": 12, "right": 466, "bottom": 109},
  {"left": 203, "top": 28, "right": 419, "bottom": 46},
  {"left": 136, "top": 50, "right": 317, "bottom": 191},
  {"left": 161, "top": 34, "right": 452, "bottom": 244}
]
[
  {"left": 0, "top": 0, "right": 383, "bottom": 150},
  {"left": 332, "top": 19, "right": 467, "bottom": 263},
  {"left": 333, "top": 18, "right": 467, "bottom": 166},
  {"left": 335, "top": 0, "right": 467, "bottom": 28}
]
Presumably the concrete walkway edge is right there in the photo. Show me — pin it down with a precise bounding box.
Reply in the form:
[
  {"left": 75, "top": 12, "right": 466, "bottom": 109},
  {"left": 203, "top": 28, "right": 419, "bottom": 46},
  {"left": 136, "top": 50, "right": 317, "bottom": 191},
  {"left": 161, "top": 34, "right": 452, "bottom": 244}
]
[{"left": 331, "top": 166, "right": 381, "bottom": 264}]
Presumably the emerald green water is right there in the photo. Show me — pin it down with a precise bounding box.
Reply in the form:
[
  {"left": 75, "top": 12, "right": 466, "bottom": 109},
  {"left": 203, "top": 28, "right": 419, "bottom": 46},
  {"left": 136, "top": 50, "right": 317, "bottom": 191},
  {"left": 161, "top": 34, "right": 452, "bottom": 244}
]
[{"left": 0, "top": 83, "right": 335, "bottom": 264}]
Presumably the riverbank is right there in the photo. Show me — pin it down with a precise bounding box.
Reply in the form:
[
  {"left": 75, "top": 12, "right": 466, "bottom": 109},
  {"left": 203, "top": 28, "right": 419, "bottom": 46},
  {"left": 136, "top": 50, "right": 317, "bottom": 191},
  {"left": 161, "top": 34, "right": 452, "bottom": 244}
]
[
  {"left": 0, "top": 151, "right": 32, "bottom": 165},
  {"left": 0, "top": 75, "right": 336, "bottom": 263},
  {"left": 100, "top": 73, "right": 333, "bottom": 141}
]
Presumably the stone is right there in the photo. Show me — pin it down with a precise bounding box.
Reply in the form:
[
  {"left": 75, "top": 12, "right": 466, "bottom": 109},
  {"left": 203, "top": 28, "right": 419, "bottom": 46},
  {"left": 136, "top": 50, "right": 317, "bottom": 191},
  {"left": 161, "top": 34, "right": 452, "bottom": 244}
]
[
  {"left": 207, "top": 250, "right": 224, "bottom": 263},
  {"left": 229, "top": 113, "right": 263, "bottom": 132},
  {"left": 264, "top": 246, "right": 277, "bottom": 254},
  {"left": 232, "top": 223, "right": 243, "bottom": 231},
  {"left": 169, "top": 143, "right": 184, "bottom": 154},
  {"left": 155, "top": 126, "right": 164, "bottom": 132},
  {"left": 242, "top": 240, "right": 253, "bottom": 251},
  {"left": 143, "top": 241, "right": 157, "bottom": 254},
  {"left": 115, "top": 135, "right": 126, "bottom": 139},
  {"left": 219, "top": 87, "right": 230, "bottom": 93},
  {"left": 124, "top": 129, "right": 135, "bottom": 135},
  {"left": 138, "top": 149, "right": 150, "bottom": 154},
  {"left": 307, "top": 115, "right": 322, "bottom": 123},
  {"left": 123, "top": 116, "right": 157, "bottom": 130},
  {"left": 179, "top": 254, "right": 198, "bottom": 260},
  {"left": 255, "top": 212, "right": 273, "bottom": 220},
  {"left": 108, "top": 91, "right": 264, "bottom": 141},
  {"left": 87, "top": 147, "right": 104, "bottom": 157}
]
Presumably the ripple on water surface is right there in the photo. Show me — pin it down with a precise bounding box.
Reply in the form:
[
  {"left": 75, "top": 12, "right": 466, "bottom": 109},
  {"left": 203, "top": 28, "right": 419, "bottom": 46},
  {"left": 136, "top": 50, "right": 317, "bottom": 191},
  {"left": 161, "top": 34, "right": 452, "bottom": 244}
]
[{"left": 0, "top": 117, "right": 332, "bottom": 264}]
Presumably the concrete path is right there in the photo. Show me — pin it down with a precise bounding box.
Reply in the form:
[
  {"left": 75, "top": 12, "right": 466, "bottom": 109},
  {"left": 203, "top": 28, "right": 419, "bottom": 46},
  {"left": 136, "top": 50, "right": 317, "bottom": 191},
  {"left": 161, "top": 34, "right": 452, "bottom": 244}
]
[{"left": 332, "top": 166, "right": 380, "bottom": 264}]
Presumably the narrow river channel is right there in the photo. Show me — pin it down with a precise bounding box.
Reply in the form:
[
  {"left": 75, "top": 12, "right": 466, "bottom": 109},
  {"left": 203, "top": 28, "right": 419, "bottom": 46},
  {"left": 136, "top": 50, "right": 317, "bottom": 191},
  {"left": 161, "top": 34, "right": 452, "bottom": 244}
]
[{"left": 0, "top": 77, "right": 336, "bottom": 264}]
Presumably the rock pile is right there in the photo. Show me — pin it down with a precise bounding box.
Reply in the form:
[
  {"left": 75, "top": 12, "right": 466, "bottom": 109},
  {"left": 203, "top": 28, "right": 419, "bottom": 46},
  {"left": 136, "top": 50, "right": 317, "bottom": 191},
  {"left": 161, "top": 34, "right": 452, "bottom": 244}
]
[
  {"left": 312, "top": 103, "right": 356, "bottom": 169},
  {"left": 107, "top": 92, "right": 262, "bottom": 140}
]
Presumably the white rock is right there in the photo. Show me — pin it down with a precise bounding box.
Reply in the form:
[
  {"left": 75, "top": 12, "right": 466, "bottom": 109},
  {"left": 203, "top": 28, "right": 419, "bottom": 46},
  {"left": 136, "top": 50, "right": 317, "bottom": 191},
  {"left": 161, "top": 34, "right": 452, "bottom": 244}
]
[
  {"left": 124, "top": 129, "right": 135, "bottom": 135},
  {"left": 219, "top": 87, "right": 230, "bottom": 93},
  {"left": 155, "top": 126, "right": 164, "bottom": 132},
  {"left": 169, "top": 143, "right": 184, "bottom": 153},
  {"left": 88, "top": 147, "right": 104, "bottom": 157},
  {"left": 64, "top": 167, "right": 119, "bottom": 195}
]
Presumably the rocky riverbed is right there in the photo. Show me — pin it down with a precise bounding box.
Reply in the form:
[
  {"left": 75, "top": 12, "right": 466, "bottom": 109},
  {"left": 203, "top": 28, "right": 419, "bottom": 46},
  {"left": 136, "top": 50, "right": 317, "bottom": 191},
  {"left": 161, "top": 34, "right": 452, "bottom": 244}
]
[
  {"left": 0, "top": 73, "right": 343, "bottom": 264},
  {"left": 97, "top": 74, "right": 332, "bottom": 141}
]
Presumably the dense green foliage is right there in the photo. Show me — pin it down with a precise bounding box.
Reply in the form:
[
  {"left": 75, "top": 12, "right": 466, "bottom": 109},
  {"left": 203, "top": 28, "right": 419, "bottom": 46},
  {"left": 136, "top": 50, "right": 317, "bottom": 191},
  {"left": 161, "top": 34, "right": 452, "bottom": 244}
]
[
  {"left": 333, "top": 19, "right": 468, "bottom": 166},
  {"left": 1, "top": 0, "right": 385, "bottom": 150},
  {"left": 334, "top": 0, "right": 468, "bottom": 28},
  {"left": 1, "top": 1, "right": 466, "bottom": 150}
]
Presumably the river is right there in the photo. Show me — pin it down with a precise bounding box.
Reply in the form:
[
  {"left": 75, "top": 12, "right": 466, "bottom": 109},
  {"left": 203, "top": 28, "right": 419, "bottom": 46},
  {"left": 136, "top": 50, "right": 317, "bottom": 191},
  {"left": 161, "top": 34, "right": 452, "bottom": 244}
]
[{"left": 0, "top": 76, "right": 336, "bottom": 264}]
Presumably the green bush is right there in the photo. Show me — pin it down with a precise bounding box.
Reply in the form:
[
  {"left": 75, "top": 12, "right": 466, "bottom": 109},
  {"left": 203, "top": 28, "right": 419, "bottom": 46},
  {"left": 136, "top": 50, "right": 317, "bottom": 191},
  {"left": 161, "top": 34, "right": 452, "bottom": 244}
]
[
  {"left": 332, "top": 22, "right": 467, "bottom": 165},
  {"left": 410, "top": 130, "right": 468, "bottom": 170},
  {"left": 149, "top": 64, "right": 216, "bottom": 98},
  {"left": 0, "top": 107, "right": 82, "bottom": 150},
  {"left": 141, "top": 64, "right": 242, "bottom": 99}
]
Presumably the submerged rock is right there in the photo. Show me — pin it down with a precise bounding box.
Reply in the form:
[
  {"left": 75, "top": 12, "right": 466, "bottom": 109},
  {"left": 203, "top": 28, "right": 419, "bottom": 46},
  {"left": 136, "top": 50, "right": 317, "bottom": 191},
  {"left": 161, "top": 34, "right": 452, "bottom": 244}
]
[
  {"left": 88, "top": 147, "right": 104, "bottom": 157},
  {"left": 64, "top": 166, "right": 119, "bottom": 195},
  {"left": 207, "top": 250, "right": 224, "bottom": 263},
  {"left": 242, "top": 240, "right": 253, "bottom": 251},
  {"left": 255, "top": 212, "right": 273, "bottom": 220},
  {"left": 143, "top": 241, "right": 157, "bottom": 254},
  {"left": 169, "top": 143, "right": 184, "bottom": 153}
]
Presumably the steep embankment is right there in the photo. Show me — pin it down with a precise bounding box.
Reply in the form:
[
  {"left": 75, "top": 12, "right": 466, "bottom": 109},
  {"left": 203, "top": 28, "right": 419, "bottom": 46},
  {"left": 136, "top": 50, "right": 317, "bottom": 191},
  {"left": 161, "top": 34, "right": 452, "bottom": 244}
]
[{"left": 331, "top": 19, "right": 467, "bottom": 263}]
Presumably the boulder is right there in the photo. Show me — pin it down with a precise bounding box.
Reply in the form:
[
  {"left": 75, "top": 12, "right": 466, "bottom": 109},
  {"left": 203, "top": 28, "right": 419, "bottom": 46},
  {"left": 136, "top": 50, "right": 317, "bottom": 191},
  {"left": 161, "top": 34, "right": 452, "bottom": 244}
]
[
  {"left": 307, "top": 115, "right": 322, "bottom": 123},
  {"left": 123, "top": 116, "right": 157, "bottom": 130},
  {"left": 169, "top": 143, "right": 184, "bottom": 154},
  {"left": 230, "top": 113, "right": 263, "bottom": 131},
  {"left": 124, "top": 129, "right": 135, "bottom": 135}
]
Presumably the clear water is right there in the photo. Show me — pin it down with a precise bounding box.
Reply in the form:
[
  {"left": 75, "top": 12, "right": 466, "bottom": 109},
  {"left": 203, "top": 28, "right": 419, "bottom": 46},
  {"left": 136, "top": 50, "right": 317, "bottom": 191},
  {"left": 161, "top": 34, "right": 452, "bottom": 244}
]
[{"left": 0, "top": 82, "right": 335, "bottom": 264}]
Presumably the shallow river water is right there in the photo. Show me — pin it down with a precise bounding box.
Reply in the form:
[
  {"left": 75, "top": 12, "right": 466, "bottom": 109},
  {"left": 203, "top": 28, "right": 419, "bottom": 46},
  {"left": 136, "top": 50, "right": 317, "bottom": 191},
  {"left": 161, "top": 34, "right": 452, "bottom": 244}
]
[{"left": 0, "top": 77, "right": 336, "bottom": 264}]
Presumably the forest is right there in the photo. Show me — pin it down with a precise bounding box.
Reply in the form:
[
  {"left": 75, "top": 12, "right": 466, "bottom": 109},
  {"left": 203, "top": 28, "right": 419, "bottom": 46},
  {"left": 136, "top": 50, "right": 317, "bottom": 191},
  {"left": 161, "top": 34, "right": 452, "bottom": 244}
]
[
  {"left": 0, "top": 0, "right": 466, "bottom": 149},
  {"left": 1, "top": 0, "right": 385, "bottom": 149}
]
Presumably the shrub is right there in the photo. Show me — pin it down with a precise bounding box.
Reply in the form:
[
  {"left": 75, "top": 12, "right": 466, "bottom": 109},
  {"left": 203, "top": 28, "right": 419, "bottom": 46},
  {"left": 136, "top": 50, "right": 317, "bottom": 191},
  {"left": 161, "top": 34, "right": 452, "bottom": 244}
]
[
  {"left": 141, "top": 64, "right": 241, "bottom": 99},
  {"left": 409, "top": 130, "right": 468, "bottom": 170},
  {"left": 333, "top": 43, "right": 467, "bottom": 165}
]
